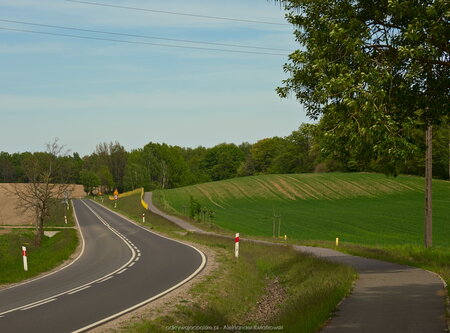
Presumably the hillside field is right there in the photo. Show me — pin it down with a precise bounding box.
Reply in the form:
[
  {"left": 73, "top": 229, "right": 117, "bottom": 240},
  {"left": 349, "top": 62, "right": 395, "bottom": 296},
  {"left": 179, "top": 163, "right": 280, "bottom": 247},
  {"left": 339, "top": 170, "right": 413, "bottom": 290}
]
[{"left": 153, "top": 173, "right": 450, "bottom": 247}]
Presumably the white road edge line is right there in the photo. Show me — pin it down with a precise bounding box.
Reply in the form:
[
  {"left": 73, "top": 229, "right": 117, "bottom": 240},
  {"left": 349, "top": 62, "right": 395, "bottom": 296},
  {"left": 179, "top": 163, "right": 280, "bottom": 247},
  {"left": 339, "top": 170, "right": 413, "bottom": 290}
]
[
  {"left": 116, "top": 268, "right": 127, "bottom": 275},
  {"left": 72, "top": 200, "right": 207, "bottom": 333},
  {"left": 97, "top": 276, "right": 114, "bottom": 283},
  {"left": 0, "top": 200, "right": 137, "bottom": 317},
  {"left": 0, "top": 200, "right": 86, "bottom": 292},
  {"left": 20, "top": 298, "right": 57, "bottom": 311},
  {"left": 67, "top": 285, "right": 91, "bottom": 295}
]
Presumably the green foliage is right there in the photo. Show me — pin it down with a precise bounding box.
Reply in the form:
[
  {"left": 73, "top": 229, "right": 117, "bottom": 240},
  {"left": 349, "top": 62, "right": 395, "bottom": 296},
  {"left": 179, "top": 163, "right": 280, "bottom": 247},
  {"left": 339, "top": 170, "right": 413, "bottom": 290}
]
[
  {"left": 249, "top": 137, "right": 286, "bottom": 174},
  {"left": 201, "top": 143, "right": 244, "bottom": 181},
  {"left": 79, "top": 169, "right": 100, "bottom": 195},
  {"left": 95, "top": 142, "right": 128, "bottom": 190},
  {"left": 123, "top": 162, "right": 150, "bottom": 191},
  {"left": 189, "top": 195, "right": 202, "bottom": 220},
  {"left": 96, "top": 165, "right": 114, "bottom": 192},
  {"left": 238, "top": 124, "right": 320, "bottom": 176},
  {"left": 141, "top": 142, "right": 193, "bottom": 189},
  {"left": 277, "top": 0, "right": 449, "bottom": 173}
]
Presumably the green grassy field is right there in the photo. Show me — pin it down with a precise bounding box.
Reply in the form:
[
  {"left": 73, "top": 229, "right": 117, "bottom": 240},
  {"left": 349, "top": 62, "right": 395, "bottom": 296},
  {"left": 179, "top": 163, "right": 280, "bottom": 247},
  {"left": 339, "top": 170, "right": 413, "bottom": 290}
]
[{"left": 153, "top": 173, "right": 450, "bottom": 247}]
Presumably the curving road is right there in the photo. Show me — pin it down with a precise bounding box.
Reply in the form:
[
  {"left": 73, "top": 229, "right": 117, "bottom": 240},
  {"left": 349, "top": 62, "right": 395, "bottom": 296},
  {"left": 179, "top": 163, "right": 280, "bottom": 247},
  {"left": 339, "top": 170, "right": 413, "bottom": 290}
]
[{"left": 0, "top": 199, "right": 205, "bottom": 333}]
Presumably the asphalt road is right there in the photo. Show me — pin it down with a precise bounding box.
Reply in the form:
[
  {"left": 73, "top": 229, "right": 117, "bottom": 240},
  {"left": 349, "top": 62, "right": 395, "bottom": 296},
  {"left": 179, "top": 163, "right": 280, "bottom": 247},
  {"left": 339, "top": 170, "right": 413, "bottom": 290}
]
[{"left": 0, "top": 199, "right": 205, "bottom": 332}]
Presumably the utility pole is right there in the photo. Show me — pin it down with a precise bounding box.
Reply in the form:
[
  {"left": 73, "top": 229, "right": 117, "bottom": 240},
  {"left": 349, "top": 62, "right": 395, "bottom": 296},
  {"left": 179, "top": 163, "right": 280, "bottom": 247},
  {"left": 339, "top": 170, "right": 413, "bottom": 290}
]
[
  {"left": 278, "top": 215, "right": 282, "bottom": 238},
  {"left": 272, "top": 215, "right": 275, "bottom": 237},
  {"left": 272, "top": 213, "right": 282, "bottom": 238},
  {"left": 425, "top": 124, "right": 433, "bottom": 247}
]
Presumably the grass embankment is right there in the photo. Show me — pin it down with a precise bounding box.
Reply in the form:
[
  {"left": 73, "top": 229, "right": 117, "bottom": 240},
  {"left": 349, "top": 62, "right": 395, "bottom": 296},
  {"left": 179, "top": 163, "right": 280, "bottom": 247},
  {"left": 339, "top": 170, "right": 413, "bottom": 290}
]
[
  {"left": 153, "top": 173, "right": 450, "bottom": 247},
  {"left": 0, "top": 228, "right": 78, "bottom": 284},
  {"left": 43, "top": 199, "right": 75, "bottom": 227},
  {"left": 0, "top": 199, "right": 78, "bottom": 285},
  {"left": 98, "top": 191, "right": 356, "bottom": 332}
]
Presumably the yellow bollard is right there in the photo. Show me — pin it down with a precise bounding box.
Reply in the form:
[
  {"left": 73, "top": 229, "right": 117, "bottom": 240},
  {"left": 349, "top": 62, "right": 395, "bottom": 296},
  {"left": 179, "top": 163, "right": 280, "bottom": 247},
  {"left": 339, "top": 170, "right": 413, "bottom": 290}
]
[{"left": 336, "top": 237, "right": 339, "bottom": 247}]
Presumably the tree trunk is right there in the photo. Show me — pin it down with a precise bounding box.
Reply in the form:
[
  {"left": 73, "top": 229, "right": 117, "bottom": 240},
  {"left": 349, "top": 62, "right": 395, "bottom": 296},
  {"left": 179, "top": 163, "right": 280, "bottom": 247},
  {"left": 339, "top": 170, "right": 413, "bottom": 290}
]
[
  {"left": 35, "top": 212, "right": 44, "bottom": 247},
  {"left": 424, "top": 124, "right": 433, "bottom": 248}
]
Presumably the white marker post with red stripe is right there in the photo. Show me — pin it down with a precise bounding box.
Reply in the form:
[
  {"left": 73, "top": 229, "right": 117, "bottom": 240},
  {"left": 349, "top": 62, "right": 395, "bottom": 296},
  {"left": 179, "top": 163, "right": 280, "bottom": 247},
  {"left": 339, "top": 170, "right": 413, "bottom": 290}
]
[
  {"left": 22, "top": 246, "right": 28, "bottom": 271},
  {"left": 235, "top": 233, "right": 239, "bottom": 258}
]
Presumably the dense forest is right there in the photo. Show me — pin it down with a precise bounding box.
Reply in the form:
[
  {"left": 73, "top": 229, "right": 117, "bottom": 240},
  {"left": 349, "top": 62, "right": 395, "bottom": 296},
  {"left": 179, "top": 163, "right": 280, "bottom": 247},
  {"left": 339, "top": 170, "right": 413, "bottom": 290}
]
[{"left": 1, "top": 121, "right": 449, "bottom": 194}]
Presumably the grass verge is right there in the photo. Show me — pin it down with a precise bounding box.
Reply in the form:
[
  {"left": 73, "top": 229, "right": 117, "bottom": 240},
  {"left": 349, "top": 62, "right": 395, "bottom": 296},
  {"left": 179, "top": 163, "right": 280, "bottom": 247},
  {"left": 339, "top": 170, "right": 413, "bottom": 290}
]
[
  {"left": 43, "top": 199, "right": 75, "bottom": 227},
  {"left": 96, "top": 192, "right": 356, "bottom": 332},
  {"left": 0, "top": 228, "right": 78, "bottom": 284}
]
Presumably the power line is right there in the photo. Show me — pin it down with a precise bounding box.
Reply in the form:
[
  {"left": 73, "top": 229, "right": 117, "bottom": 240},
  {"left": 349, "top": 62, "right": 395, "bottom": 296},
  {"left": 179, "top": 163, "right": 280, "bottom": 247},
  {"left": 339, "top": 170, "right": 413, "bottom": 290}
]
[
  {"left": 0, "top": 19, "right": 291, "bottom": 52},
  {"left": 0, "top": 26, "right": 289, "bottom": 56},
  {"left": 66, "top": 0, "right": 290, "bottom": 26}
]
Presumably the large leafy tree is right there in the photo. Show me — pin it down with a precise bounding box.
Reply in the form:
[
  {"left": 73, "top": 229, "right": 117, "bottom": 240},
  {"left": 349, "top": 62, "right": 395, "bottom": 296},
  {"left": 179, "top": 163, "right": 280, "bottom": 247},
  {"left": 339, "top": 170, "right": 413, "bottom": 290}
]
[
  {"left": 80, "top": 169, "right": 100, "bottom": 195},
  {"left": 277, "top": 0, "right": 449, "bottom": 247},
  {"left": 201, "top": 143, "right": 245, "bottom": 181}
]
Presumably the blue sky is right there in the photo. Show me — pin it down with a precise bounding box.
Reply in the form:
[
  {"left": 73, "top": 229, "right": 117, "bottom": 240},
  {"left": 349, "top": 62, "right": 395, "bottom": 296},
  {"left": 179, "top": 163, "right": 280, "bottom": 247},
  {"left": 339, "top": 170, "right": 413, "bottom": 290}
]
[{"left": 0, "top": 0, "right": 306, "bottom": 156}]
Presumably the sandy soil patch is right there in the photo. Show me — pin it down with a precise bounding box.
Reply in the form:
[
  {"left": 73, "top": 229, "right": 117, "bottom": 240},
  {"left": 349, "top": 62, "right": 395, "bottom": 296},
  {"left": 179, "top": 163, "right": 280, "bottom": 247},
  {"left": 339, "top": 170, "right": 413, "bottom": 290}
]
[{"left": 0, "top": 184, "right": 85, "bottom": 226}]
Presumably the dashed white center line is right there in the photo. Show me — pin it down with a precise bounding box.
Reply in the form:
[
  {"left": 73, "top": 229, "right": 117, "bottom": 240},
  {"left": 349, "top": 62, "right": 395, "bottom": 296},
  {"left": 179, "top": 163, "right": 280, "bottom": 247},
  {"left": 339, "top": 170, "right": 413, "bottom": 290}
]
[
  {"left": 68, "top": 285, "right": 91, "bottom": 295},
  {"left": 116, "top": 268, "right": 127, "bottom": 274},
  {"left": 129, "top": 262, "right": 135, "bottom": 267},
  {"left": 21, "top": 298, "right": 57, "bottom": 311}
]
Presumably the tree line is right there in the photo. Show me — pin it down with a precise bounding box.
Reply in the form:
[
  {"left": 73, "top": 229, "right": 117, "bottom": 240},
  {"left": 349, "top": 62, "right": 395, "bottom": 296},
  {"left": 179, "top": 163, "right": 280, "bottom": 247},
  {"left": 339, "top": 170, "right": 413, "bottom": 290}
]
[{"left": 1, "top": 120, "right": 448, "bottom": 194}]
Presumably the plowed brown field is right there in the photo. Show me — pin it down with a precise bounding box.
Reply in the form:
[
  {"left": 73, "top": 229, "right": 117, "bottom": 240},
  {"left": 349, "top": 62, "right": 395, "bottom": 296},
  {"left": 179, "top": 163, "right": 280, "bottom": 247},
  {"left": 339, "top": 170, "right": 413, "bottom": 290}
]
[{"left": 0, "top": 184, "right": 85, "bottom": 226}]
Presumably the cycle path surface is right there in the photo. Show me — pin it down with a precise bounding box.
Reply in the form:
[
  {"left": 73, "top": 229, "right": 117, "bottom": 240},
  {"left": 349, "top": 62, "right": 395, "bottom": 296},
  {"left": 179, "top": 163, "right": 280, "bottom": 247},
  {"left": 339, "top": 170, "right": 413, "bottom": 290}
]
[{"left": 144, "top": 192, "right": 447, "bottom": 332}]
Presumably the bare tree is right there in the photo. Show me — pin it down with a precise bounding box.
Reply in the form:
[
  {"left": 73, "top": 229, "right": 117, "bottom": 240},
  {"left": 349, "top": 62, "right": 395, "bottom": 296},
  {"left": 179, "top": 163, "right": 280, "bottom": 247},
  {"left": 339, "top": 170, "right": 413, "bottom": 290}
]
[{"left": 12, "top": 139, "right": 73, "bottom": 246}]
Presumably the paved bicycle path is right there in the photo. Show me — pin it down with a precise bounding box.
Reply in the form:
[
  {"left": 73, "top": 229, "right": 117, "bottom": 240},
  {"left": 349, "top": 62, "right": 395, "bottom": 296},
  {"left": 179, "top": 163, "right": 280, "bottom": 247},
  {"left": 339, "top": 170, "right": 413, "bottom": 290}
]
[{"left": 144, "top": 192, "right": 447, "bottom": 332}]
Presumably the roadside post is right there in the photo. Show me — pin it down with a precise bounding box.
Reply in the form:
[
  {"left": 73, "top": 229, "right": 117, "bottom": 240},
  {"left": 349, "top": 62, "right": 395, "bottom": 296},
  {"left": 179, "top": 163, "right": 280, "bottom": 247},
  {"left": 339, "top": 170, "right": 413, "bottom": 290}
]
[
  {"left": 336, "top": 237, "right": 339, "bottom": 247},
  {"left": 22, "top": 246, "right": 28, "bottom": 271},
  {"left": 114, "top": 189, "right": 119, "bottom": 208},
  {"left": 235, "top": 233, "right": 239, "bottom": 258},
  {"left": 63, "top": 193, "right": 69, "bottom": 224},
  {"left": 142, "top": 212, "right": 145, "bottom": 223}
]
